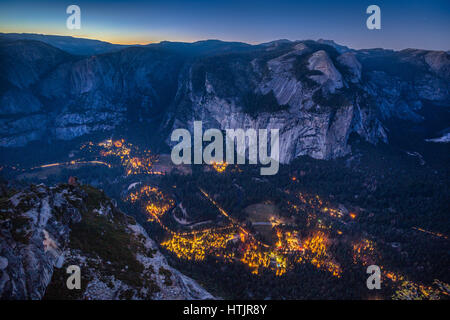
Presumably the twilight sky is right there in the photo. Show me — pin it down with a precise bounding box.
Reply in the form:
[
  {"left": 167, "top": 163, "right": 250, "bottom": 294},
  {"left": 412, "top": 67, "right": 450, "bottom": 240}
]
[{"left": 0, "top": 0, "right": 449, "bottom": 50}]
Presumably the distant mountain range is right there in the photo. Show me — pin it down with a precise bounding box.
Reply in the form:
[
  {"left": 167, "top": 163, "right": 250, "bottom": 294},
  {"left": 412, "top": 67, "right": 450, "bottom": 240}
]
[
  {"left": 0, "top": 33, "right": 448, "bottom": 162},
  {"left": 0, "top": 33, "right": 355, "bottom": 57},
  {"left": 0, "top": 33, "right": 130, "bottom": 55}
]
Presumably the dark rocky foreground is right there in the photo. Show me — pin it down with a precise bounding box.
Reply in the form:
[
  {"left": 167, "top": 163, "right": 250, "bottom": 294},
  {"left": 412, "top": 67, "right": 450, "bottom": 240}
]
[{"left": 0, "top": 182, "right": 213, "bottom": 300}]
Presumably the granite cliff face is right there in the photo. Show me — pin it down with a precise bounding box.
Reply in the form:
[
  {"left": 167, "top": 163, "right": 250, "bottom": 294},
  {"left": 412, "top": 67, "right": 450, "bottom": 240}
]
[
  {"left": 0, "top": 36, "right": 448, "bottom": 162},
  {"left": 0, "top": 39, "right": 184, "bottom": 147},
  {"left": 166, "top": 41, "right": 448, "bottom": 162},
  {"left": 0, "top": 183, "right": 213, "bottom": 300}
]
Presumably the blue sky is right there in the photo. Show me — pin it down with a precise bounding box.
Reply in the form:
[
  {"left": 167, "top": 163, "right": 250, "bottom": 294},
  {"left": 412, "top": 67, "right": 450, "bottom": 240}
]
[{"left": 0, "top": 0, "right": 449, "bottom": 50}]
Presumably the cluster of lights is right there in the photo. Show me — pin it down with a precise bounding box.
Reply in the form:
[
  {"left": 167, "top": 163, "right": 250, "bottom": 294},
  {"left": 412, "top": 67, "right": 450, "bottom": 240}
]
[
  {"left": 275, "top": 229, "right": 302, "bottom": 253},
  {"left": 392, "top": 280, "right": 446, "bottom": 300},
  {"left": 298, "top": 192, "right": 323, "bottom": 208},
  {"left": 82, "top": 139, "right": 158, "bottom": 175},
  {"left": 127, "top": 185, "right": 175, "bottom": 221},
  {"left": 19, "top": 137, "right": 447, "bottom": 293},
  {"left": 195, "top": 189, "right": 344, "bottom": 277},
  {"left": 149, "top": 188, "right": 303, "bottom": 276},
  {"left": 352, "top": 239, "right": 377, "bottom": 266},
  {"left": 161, "top": 230, "right": 235, "bottom": 261},
  {"left": 297, "top": 192, "right": 351, "bottom": 220},
  {"left": 73, "top": 139, "right": 443, "bottom": 289},
  {"left": 378, "top": 266, "right": 448, "bottom": 300},
  {"left": 322, "top": 207, "right": 344, "bottom": 218},
  {"left": 240, "top": 242, "right": 271, "bottom": 274},
  {"left": 297, "top": 231, "right": 342, "bottom": 277},
  {"left": 211, "top": 161, "right": 228, "bottom": 173}
]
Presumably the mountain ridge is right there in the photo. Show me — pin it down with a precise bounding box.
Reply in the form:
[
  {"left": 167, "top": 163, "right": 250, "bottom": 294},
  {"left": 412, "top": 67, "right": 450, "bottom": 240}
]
[{"left": 0, "top": 34, "right": 448, "bottom": 163}]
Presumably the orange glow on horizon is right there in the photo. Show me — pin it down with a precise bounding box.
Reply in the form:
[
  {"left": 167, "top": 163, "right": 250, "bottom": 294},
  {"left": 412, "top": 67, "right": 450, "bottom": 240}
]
[{"left": 0, "top": 27, "right": 204, "bottom": 46}]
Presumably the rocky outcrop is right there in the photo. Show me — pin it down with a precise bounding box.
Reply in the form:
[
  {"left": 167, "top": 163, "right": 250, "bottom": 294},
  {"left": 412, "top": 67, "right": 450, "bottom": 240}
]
[
  {"left": 0, "top": 183, "right": 213, "bottom": 300},
  {"left": 308, "top": 50, "right": 343, "bottom": 92},
  {"left": 165, "top": 41, "right": 390, "bottom": 162}
]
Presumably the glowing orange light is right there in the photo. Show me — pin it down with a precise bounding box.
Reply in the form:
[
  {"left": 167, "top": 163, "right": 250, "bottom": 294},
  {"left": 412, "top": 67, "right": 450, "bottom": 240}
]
[{"left": 211, "top": 161, "right": 228, "bottom": 173}]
